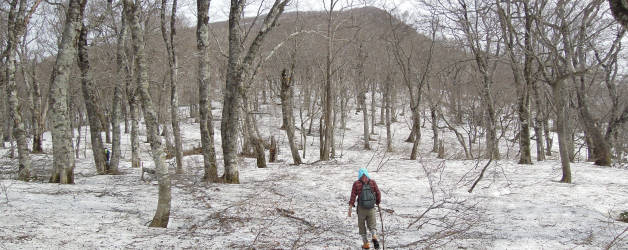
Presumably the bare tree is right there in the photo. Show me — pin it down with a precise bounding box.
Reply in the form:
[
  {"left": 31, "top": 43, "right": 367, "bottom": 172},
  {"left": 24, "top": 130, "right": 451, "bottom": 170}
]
[
  {"left": 221, "top": 0, "right": 290, "bottom": 183},
  {"left": 596, "top": 33, "right": 628, "bottom": 161},
  {"left": 49, "top": 0, "right": 86, "bottom": 184},
  {"left": 384, "top": 74, "right": 393, "bottom": 152},
  {"left": 531, "top": 79, "right": 546, "bottom": 161},
  {"left": 241, "top": 91, "right": 267, "bottom": 168},
  {"left": 197, "top": 0, "right": 218, "bottom": 181},
  {"left": 17, "top": 34, "right": 45, "bottom": 155},
  {"left": 495, "top": 0, "right": 533, "bottom": 164},
  {"left": 386, "top": 12, "right": 438, "bottom": 160},
  {"left": 356, "top": 42, "right": 370, "bottom": 150},
  {"left": 125, "top": 0, "right": 171, "bottom": 227},
  {"left": 456, "top": 0, "right": 501, "bottom": 160},
  {"left": 531, "top": 0, "right": 606, "bottom": 182},
  {"left": 5, "top": 0, "right": 42, "bottom": 181},
  {"left": 320, "top": 0, "right": 339, "bottom": 161},
  {"left": 78, "top": 12, "right": 107, "bottom": 174},
  {"left": 571, "top": 5, "right": 623, "bottom": 166},
  {"left": 108, "top": 0, "right": 129, "bottom": 173},
  {"left": 280, "top": 68, "right": 302, "bottom": 165},
  {"left": 128, "top": 76, "right": 140, "bottom": 169},
  {"left": 160, "top": 0, "right": 183, "bottom": 173}
]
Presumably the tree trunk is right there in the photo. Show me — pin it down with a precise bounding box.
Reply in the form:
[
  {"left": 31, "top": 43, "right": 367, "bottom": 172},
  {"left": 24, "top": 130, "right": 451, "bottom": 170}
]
[
  {"left": 0, "top": 92, "right": 4, "bottom": 149},
  {"left": 123, "top": 100, "right": 129, "bottom": 134},
  {"left": 390, "top": 87, "right": 397, "bottom": 123},
  {"left": 2, "top": 93, "right": 10, "bottom": 146},
  {"left": 6, "top": 0, "right": 33, "bottom": 181},
  {"left": 517, "top": 87, "right": 532, "bottom": 164},
  {"left": 481, "top": 75, "right": 500, "bottom": 160},
  {"left": 431, "top": 106, "right": 439, "bottom": 153},
  {"left": 608, "top": 0, "right": 628, "bottom": 29},
  {"left": 370, "top": 82, "right": 376, "bottom": 135},
  {"left": 104, "top": 116, "right": 111, "bottom": 144},
  {"left": 126, "top": 0, "right": 171, "bottom": 227},
  {"left": 221, "top": 0, "right": 289, "bottom": 182},
  {"left": 331, "top": 98, "right": 337, "bottom": 158},
  {"left": 24, "top": 59, "right": 44, "bottom": 154},
  {"left": 243, "top": 95, "right": 266, "bottom": 168},
  {"left": 459, "top": 2, "right": 499, "bottom": 160},
  {"left": 406, "top": 98, "right": 418, "bottom": 143},
  {"left": 9, "top": 122, "right": 15, "bottom": 158},
  {"left": 584, "top": 134, "right": 594, "bottom": 162},
  {"left": 386, "top": 95, "right": 393, "bottom": 153},
  {"left": 197, "top": 0, "right": 218, "bottom": 181},
  {"left": 109, "top": 0, "right": 128, "bottom": 173},
  {"left": 269, "top": 136, "right": 277, "bottom": 162},
  {"left": 410, "top": 100, "right": 421, "bottom": 160},
  {"left": 158, "top": 79, "right": 174, "bottom": 152},
  {"left": 380, "top": 87, "right": 385, "bottom": 125},
  {"left": 321, "top": 7, "right": 333, "bottom": 161},
  {"left": 576, "top": 78, "right": 611, "bottom": 166},
  {"left": 340, "top": 91, "right": 348, "bottom": 130},
  {"left": 521, "top": 2, "right": 535, "bottom": 164},
  {"left": 0, "top": 83, "right": 5, "bottom": 149},
  {"left": 73, "top": 109, "right": 80, "bottom": 159},
  {"left": 222, "top": 28, "right": 243, "bottom": 184},
  {"left": 497, "top": 0, "right": 531, "bottom": 164},
  {"left": 552, "top": 81, "right": 571, "bottom": 183},
  {"left": 49, "top": 0, "right": 85, "bottom": 184},
  {"left": 532, "top": 82, "right": 545, "bottom": 161},
  {"left": 129, "top": 99, "right": 140, "bottom": 168},
  {"left": 359, "top": 89, "right": 370, "bottom": 150},
  {"left": 280, "top": 69, "right": 302, "bottom": 165},
  {"left": 161, "top": 0, "right": 183, "bottom": 173},
  {"left": 544, "top": 118, "right": 552, "bottom": 156},
  {"left": 78, "top": 23, "right": 107, "bottom": 174}
]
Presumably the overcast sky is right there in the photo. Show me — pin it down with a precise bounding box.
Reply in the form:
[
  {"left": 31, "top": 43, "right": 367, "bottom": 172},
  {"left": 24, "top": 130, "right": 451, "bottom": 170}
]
[{"left": 176, "top": 0, "right": 418, "bottom": 25}]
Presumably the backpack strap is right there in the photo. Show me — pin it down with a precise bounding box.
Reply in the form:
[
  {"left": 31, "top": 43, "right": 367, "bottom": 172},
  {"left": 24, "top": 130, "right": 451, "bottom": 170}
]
[{"left": 359, "top": 179, "right": 370, "bottom": 189}]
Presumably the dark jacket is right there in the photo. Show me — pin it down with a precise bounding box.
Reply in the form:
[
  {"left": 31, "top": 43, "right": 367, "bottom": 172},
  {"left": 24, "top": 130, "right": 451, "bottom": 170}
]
[{"left": 349, "top": 175, "right": 381, "bottom": 207}]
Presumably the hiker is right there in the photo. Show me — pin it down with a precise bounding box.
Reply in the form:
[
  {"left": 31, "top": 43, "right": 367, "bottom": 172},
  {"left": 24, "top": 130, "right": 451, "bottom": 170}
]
[
  {"left": 105, "top": 148, "right": 111, "bottom": 167},
  {"left": 348, "top": 168, "right": 381, "bottom": 249}
]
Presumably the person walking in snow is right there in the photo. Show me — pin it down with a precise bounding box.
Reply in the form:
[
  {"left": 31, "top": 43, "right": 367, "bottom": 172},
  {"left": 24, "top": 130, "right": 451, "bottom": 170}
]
[
  {"left": 105, "top": 148, "right": 111, "bottom": 167},
  {"left": 348, "top": 168, "right": 381, "bottom": 249}
]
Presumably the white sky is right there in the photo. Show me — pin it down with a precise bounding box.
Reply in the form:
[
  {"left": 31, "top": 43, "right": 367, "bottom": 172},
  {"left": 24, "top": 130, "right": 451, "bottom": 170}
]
[{"left": 176, "top": 0, "right": 418, "bottom": 25}]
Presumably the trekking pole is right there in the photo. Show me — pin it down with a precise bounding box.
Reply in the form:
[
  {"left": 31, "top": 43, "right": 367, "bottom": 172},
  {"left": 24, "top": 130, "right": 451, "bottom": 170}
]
[{"left": 378, "top": 205, "right": 385, "bottom": 250}]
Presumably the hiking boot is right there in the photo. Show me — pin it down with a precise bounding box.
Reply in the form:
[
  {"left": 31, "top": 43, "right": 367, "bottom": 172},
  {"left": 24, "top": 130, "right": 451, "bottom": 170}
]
[
  {"left": 372, "top": 238, "right": 380, "bottom": 249},
  {"left": 362, "top": 242, "right": 370, "bottom": 249}
]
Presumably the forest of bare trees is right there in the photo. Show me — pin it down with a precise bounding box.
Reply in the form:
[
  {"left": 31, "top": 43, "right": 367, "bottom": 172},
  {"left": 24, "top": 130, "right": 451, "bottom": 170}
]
[{"left": 1, "top": 0, "right": 627, "bottom": 230}]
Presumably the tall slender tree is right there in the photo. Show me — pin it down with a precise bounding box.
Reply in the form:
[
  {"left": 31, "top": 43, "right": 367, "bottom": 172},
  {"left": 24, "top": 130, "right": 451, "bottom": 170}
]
[
  {"left": 160, "top": 0, "right": 183, "bottom": 173},
  {"left": 496, "top": 0, "right": 532, "bottom": 164},
  {"left": 320, "top": 0, "right": 339, "bottom": 161},
  {"left": 532, "top": 0, "right": 604, "bottom": 183},
  {"left": 49, "top": 0, "right": 86, "bottom": 184},
  {"left": 197, "top": 0, "right": 218, "bottom": 181},
  {"left": 109, "top": 0, "right": 129, "bottom": 173},
  {"left": 221, "top": 0, "right": 290, "bottom": 183},
  {"left": 356, "top": 43, "right": 370, "bottom": 150},
  {"left": 460, "top": 1, "right": 500, "bottom": 160},
  {"left": 125, "top": 0, "right": 171, "bottom": 227},
  {"left": 280, "top": 68, "right": 302, "bottom": 165},
  {"left": 5, "top": 0, "right": 42, "bottom": 181},
  {"left": 78, "top": 15, "right": 107, "bottom": 174}
]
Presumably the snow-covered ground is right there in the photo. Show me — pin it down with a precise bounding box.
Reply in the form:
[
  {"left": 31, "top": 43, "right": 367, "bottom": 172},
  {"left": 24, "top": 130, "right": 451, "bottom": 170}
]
[{"left": 1, "top": 103, "right": 627, "bottom": 249}]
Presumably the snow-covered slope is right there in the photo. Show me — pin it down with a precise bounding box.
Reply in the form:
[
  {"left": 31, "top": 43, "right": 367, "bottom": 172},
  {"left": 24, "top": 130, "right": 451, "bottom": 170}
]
[{"left": 1, "top": 105, "right": 626, "bottom": 249}]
